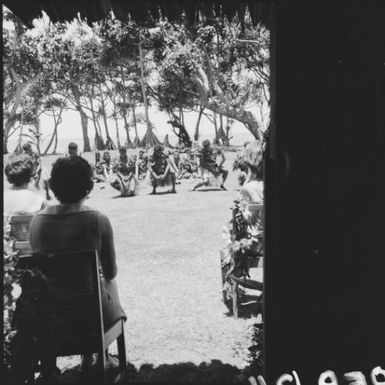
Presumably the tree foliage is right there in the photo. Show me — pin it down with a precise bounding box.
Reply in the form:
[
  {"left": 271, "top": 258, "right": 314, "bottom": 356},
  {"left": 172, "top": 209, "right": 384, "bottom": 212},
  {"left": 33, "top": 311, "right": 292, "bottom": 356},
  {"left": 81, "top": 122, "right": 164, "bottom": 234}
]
[{"left": 2, "top": 7, "right": 269, "bottom": 153}]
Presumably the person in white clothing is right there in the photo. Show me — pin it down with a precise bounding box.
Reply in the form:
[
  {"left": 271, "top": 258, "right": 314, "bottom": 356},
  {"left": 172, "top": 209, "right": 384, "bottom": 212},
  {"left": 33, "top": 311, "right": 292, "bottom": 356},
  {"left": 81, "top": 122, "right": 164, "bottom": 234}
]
[{"left": 4, "top": 153, "right": 47, "bottom": 216}]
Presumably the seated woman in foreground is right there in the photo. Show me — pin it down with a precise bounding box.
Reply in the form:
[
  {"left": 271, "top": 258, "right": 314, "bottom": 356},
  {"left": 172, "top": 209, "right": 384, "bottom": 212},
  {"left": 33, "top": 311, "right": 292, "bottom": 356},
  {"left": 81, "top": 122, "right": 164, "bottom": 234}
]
[
  {"left": 29, "top": 156, "right": 126, "bottom": 372},
  {"left": 4, "top": 153, "right": 47, "bottom": 216},
  {"left": 221, "top": 140, "right": 264, "bottom": 293}
]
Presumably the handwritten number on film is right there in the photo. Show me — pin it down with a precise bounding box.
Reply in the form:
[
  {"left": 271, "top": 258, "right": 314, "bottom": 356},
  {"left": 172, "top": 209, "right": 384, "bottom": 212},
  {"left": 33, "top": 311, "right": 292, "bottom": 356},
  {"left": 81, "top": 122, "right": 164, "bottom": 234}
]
[{"left": 248, "top": 365, "right": 385, "bottom": 385}]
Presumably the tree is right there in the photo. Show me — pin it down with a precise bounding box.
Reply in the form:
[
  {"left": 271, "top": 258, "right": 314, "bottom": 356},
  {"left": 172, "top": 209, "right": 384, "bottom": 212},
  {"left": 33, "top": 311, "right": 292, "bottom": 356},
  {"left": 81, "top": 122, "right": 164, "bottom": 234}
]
[
  {"left": 2, "top": 8, "right": 43, "bottom": 153},
  {"left": 99, "top": 15, "right": 160, "bottom": 148},
  {"left": 151, "top": 16, "right": 270, "bottom": 142},
  {"left": 36, "top": 20, "right": 106, "bottom": 152}
]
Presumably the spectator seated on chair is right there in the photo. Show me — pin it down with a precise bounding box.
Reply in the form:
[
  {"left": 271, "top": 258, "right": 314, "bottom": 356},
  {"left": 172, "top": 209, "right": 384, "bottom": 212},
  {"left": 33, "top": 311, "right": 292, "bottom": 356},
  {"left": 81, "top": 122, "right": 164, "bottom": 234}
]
[
  {"left": 238, "top": 140, "right": 264, "bottom": 205},
  {"left": 29, "top": 156, "right": 127, "bottom": 377},
  {"left": 4, "top": 153, "right": 47, "bottom": 216}
]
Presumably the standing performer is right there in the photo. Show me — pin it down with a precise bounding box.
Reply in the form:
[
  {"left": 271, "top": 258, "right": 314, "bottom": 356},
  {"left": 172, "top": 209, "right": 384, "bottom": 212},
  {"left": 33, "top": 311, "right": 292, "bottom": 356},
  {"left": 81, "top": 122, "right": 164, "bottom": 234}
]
[
  {"left": 191, "top": 140, "right": 228, "bottom": 191},
  {"left": 67, "top": 142, "right": 80, "bottom": 158},
  {"left": 110, "top": 147, "right": 137, "bottom": 197},
  {"left": 149, "top": 144, "right": 178, "bottom": 194}
]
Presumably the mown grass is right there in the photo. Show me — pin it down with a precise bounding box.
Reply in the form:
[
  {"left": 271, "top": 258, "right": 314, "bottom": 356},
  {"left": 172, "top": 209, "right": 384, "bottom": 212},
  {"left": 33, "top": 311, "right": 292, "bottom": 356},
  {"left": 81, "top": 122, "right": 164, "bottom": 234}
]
[{"left": 4, "top": 150, "right": 263, "bottom": 382}]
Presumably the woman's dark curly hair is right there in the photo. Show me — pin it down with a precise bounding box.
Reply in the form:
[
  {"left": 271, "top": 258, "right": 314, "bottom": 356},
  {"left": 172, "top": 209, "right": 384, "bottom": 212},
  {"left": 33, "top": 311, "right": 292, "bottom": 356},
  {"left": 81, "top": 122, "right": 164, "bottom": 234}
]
[
  {"left": 49, "top": 157, "right": 94, "bottom": 203},
  {"left": 5, "top": 154, "right": 35, "bottom": 186}
]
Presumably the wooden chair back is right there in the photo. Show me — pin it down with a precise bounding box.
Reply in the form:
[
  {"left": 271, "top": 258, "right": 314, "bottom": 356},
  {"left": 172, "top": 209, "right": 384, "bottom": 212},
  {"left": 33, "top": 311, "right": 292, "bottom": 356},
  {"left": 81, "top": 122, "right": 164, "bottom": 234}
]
[
  {"left": 19, "top": 250, "right": 104, "bottom": 355},
  {"left": 8, "top": 214, "right": 34, "bottom": 254},
  {"left": 9, "top": 214, "right": 34, "bottom": 241}
]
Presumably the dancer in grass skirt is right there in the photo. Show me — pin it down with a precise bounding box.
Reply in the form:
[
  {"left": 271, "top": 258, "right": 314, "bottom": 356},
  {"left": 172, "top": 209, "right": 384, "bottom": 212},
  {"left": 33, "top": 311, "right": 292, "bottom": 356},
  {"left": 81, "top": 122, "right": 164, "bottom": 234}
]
[
  {"left": 148, "top": 144, "right": 178, "bottom": 194},
  {"left": 110, "top": 148, "right": 137, "bottom": 197},
  {"left": 191, "top": 140, "right": 228, "bottom": 191}
]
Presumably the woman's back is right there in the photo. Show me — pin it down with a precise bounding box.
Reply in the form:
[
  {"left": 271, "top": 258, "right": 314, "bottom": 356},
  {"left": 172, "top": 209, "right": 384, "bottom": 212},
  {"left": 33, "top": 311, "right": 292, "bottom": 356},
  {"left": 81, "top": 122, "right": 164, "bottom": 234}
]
[{"left": 30, "top": 205, "right": 101, "bottom": 254}]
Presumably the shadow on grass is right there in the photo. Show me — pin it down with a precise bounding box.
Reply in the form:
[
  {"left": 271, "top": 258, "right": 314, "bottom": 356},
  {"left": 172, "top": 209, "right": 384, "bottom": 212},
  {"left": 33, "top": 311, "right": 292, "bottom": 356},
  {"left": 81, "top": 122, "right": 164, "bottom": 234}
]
[
  {"left": 193, "top": 188, "right": 227, "bottom": 192},
  {"left": 148, "top": 191, "right": 177, "bottom": 196},
  {"left": 59, "top": 359, "right": 256, "bottom": 384},
  {"left": 112, "top": 194, "right": 136, "bottom": 199}
]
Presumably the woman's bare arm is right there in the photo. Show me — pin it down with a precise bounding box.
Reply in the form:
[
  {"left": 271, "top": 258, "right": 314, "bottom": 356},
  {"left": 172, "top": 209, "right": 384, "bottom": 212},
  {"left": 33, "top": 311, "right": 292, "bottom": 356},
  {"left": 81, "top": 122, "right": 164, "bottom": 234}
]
[{"left": 99, "top": 213, "right": 117, "bottom": 280}]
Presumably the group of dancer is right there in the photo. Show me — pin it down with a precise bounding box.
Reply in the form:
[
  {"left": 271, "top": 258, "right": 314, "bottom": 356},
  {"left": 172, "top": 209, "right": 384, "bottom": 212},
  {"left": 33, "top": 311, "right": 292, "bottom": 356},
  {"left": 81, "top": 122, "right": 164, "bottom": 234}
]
[
  {"left": 8, "top": 138, "right": 233, "bottom": 201},
  {"left": 92, "top": 140, "right": 229, "bottom": 197}
]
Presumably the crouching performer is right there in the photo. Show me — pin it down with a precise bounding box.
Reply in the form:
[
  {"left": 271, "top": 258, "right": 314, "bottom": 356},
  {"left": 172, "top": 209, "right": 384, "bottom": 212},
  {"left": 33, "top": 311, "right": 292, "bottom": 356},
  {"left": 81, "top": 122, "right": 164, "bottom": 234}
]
[
  {"left": 149, "top": 144, "right": 178, "bottom": 194},
  {"left": 110, "top": 148, "right": 137, "bottom": 197},
  {"left": 191, "top": 139, "right": 228, "bottom": 191}
]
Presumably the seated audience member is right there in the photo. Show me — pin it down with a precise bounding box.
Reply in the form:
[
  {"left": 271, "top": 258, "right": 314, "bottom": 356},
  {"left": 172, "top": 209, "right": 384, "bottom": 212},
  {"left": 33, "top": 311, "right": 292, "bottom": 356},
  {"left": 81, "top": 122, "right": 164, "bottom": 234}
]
[
  {"left": 29, "top": 156, "right": 126, "bottom": 376},
  {"left": 4, "top": 153, "right": 47, "bottom": 216},
  {"left": 236, "top": 140, "right": 264, "bottom": 255},
  {"left": 94, "top": 152, "right": 107, "bottom": 183},
  {"left": 191, "top": 140, "right": 228, "bottom": 191},
  {"left": 233, "top": 141, "right": 251, "bottom": 187},
  {"left": 149, "top": 144, "right": 178, "bottom": 194},
  {"left": 102, "top": 151, "right": 113, "bottom": 176},
  {"left": 110, "top": 147, "right": 137, "bottom": 196},
  {"left": 239, "top": 141, "right": 263, "bottom": 204},
  {"left": 67, "top": 142, "right": 80, "bottom": 158}
]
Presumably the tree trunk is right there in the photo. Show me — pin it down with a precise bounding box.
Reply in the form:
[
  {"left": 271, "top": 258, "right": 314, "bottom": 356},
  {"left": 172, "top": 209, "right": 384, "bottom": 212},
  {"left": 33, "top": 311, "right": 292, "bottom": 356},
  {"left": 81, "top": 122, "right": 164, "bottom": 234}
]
[
  {"left": 43, "top": 107, "right": 63, "bottom": 154},
  {"left": 167, "top": 112, "right": 192, "bottom": 147},
  {"left": 194, "top": 105, "right": 205, "bottom": 142},
  {"left": 213, "top": 111, "right": 219, "bottom": 142},
  {"left": 3, "top": 127, "right": 10, "bottom": 154},
  {"left": 138, "top": 35, "right": 152, "bottom": 135},
  {"left": 88, "top": 96, "right": 104, "bottom": 149},
  {"left": 132, "top": 107, "right": 139, "bottom": 141},
  {"left": 122, "top": 112, "right": 132, "bottom": 147},
  {"left": 53, "top": 127, "right": 58, "bottom": 153},
  {"left": 114, "top": 115, "right": 121, "bottom": 148},
  {"left": 193, "top": 67, "right": 263, "bottom": 140},
  {"left": 98, "top": 84, "right": 115, "bottom": 148},
  {"left": 72, "top": 86, "right": 91, "bottom": 152},
  {"left": 34, "top": 119, "right": 42, "bottom": 155}
]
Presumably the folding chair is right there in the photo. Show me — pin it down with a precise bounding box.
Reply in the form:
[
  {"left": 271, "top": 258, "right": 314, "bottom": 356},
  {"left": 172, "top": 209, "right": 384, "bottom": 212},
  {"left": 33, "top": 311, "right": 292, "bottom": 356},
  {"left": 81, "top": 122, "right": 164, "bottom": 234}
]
[{"left": 18, "top": 250, "right": 127, "bottom": 384}]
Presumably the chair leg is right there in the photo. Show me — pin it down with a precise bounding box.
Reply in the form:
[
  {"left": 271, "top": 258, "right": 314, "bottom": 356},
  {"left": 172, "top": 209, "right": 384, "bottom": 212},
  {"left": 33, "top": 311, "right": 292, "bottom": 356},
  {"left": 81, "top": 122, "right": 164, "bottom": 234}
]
[
  {"left": 99, "top": 347, "right": 107, "bottom": 385},
  {"left": 232, "top": 281, "right": 238, "bottom": 319},
  {"left": 117, "top": 320, "right": 127, "bottom": 382}
]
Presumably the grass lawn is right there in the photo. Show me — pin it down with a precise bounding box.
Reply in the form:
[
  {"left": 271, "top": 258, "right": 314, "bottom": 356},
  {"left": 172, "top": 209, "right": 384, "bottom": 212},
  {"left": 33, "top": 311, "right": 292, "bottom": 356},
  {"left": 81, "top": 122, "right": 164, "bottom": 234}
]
[{"left": 5, "top": 150, "right": 263, "bottom": 381}]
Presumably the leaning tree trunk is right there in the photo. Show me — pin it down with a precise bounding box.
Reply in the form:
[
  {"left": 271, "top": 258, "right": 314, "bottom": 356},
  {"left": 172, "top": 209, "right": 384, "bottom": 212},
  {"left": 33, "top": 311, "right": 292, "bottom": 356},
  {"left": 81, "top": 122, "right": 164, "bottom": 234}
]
[
  {"left": 193, "top": 66, "right": 263, "bottom": 140},
  {"left": 72, "top": 86, "right": 91, "bottom": 152},
  {"left": 167, "top": 112, "right": 192, "bottom": 148},
  {"left": 194, "top": 105, "right": 205, "bottom": 142},
  {"left": 43, "top": 107, "right": 63, "bottom": 155}
]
